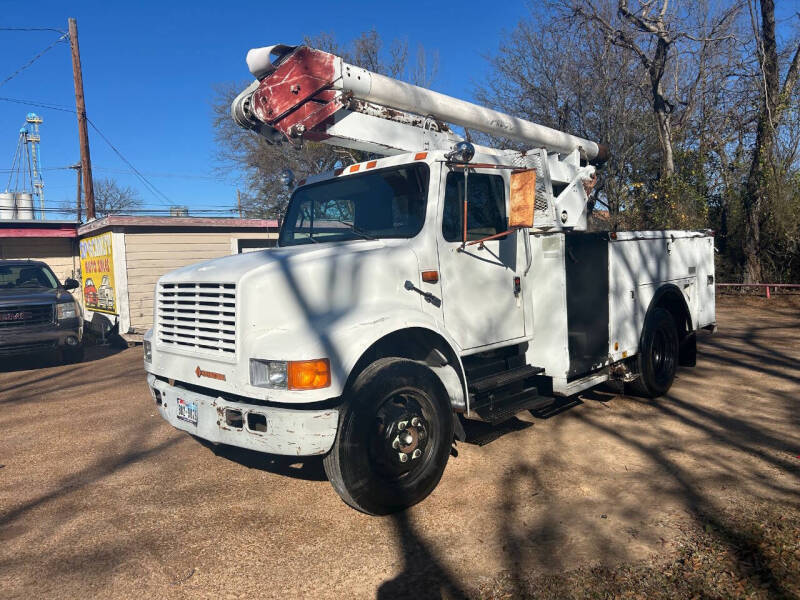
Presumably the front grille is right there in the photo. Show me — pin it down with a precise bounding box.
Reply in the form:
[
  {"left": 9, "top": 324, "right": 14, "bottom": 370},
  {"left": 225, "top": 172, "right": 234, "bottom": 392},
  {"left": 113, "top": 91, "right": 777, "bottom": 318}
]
[
  {"left": 157, "top": 282, "right": 236, "bottom": 354},
  {"left": 0, "top": 303, "right": 54, "bottom": 328}
]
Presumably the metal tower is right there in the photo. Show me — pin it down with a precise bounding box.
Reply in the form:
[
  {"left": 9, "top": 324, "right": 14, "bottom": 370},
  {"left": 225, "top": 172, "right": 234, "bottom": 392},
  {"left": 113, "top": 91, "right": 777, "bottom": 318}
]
[
  {"left": 25, "top": 113, "right": 45, "bottom": 217},
  {"left": 4, "top": 114, "right": 45, "bottom": 220}
]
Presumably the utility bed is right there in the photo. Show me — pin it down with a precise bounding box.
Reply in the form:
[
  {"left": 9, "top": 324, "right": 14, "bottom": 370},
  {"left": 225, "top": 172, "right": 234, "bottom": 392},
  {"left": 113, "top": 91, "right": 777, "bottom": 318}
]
[{"left": 527, "top": 230, "right": 715, "bottom": 396}]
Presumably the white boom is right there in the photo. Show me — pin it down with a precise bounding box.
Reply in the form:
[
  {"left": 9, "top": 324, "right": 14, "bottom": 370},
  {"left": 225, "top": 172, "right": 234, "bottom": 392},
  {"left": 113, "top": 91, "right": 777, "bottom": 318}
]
[{"left": 232, "top": 44, "right": 608, "bottom": 164}]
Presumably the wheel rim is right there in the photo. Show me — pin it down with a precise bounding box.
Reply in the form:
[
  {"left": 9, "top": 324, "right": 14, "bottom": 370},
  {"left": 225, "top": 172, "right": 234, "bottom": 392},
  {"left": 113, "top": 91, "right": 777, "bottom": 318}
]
[
  {"left": 651, "top": 325, "right": 676, "bottom": 386},
  {"left": 368, "top": 389, "right": 436, "bottom": 482}
]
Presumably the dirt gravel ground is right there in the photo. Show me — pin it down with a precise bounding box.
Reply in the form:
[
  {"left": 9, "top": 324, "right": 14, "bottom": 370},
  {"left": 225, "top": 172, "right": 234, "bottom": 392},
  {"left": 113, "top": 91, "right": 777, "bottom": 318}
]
[{"left": 0, "top": 296, "right": 798, "bottom": 599}]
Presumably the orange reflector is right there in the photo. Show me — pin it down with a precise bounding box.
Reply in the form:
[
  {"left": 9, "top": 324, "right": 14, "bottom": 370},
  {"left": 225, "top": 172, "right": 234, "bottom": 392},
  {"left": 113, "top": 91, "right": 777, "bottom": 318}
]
[
  {"left": 421, "top": 270, "right": 439, "bottom": 284},
  {"left": 366, "top": 160, "right": 377, "bottom": 169},
  {"left": 610, "top": 231, "right": 617, "bottom": 239},
  {"left": 349, "top": 164, "right": 360, "bottom": 173},
  {"left": 334, "top": 168, "right": 343, "bottom": 176},
  {"left": 614, "top": 342, "right": 619, "bottom": 351},
  {"left": 288, "top": 359, "right": 331, "bottom": 390},
  {"left": 414, "top": 152, "right": 428, "bottom": 160},
  {"left": 297, "top": 178, "right": 306, "bottom": 187}
]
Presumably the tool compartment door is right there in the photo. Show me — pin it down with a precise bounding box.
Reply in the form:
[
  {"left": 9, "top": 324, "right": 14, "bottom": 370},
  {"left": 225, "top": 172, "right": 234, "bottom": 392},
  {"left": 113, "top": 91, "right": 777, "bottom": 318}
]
[{"left": 436, "top": 168, "right": 526, "bottom": 350}]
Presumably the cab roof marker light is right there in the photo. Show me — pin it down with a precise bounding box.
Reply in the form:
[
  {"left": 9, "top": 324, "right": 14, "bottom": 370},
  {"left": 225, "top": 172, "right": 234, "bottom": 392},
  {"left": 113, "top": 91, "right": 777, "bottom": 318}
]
[
  {"left": 414, "top": 152, "right": 428, "bottom": 160},
  {"left": 349, "top": 164, "right": 360, "bottom": 173},
  {"left": 366, "top": 160, "right": 377, "bottom": 169}
]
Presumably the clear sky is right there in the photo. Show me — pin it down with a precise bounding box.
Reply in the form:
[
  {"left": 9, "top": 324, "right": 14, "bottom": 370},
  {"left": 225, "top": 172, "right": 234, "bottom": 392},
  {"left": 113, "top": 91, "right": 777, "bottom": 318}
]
[{"left": 0, "top": 0, "right": 530, "bottom": 219}]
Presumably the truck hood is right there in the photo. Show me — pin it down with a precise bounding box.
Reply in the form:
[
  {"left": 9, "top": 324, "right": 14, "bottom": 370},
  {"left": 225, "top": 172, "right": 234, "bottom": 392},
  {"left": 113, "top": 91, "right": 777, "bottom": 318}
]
[
  {"left": 0, "top": 288, "right": 72, "bottom": 306},
  {"left": 158, "top": 239, "right": 424, "bottom": 335}
]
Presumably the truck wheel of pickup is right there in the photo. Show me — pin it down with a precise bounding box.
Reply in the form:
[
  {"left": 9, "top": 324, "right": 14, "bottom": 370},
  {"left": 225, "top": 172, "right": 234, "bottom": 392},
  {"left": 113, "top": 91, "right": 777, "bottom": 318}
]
[
  {"left": 323, "top": 357, "right": 454, "bottom": 515},
  {"left": 629, "top": 307, "right": 679, "bottom": 398}
]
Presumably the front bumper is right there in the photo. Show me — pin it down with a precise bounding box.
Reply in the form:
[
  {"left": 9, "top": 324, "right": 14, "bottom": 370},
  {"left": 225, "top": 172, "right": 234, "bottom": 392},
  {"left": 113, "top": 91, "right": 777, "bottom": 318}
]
[
  {"left": 146, "top": 374, "right": 340, "bottom": 456},
  {"left": 0, "top": 319, "right": 82, "bottom": 356}
]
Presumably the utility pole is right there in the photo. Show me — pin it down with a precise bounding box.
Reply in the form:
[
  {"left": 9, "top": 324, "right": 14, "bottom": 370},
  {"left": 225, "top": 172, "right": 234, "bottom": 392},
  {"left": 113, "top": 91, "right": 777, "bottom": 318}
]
[
  {"left": 68, "top": 18, "right": 95, "bottom": 220},
  {"left": 237, "top": 189, "right": 243, "bottom": 218},
  {"left": 70, "top": 163, "right": 82, "bottom": 222}
]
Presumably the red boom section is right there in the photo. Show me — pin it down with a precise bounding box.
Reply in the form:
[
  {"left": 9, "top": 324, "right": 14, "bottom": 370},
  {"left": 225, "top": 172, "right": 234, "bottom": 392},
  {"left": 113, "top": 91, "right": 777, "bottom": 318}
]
[{"left": 250, "top": 47, "right": 341, "bottom": 141}]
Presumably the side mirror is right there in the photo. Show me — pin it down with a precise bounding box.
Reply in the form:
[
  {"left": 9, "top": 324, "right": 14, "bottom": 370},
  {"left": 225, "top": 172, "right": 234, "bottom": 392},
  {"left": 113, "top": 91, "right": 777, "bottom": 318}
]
[
  {"left": 64, "top": 278, "right": 79, "bottom": 291},
  {"left": 509, "top": 169, "right": 536, "bottom": 229}
]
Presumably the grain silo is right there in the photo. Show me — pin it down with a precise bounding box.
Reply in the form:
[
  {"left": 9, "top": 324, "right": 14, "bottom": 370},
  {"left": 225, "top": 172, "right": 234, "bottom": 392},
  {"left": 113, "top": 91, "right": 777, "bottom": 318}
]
[
  {"left": 0, "top": 192, "right": 15, "bottom": 220},
  {"left": 14, "top": 193, "right": 34, "bottom": 220}
]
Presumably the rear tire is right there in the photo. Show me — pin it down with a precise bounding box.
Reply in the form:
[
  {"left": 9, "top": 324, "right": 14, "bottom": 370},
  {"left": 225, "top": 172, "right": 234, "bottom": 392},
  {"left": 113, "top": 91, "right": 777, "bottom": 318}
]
[
  {"left": 323, "top": 358, "right": 454, "bottom": 515},
  {"left": 627, "top": 307, "right": 679, "bottom": 398}
]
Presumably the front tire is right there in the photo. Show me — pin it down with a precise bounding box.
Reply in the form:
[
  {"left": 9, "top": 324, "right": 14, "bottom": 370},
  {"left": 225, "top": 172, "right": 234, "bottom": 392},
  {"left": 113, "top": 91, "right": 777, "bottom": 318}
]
[
  {"left": 323, "top": 358, "right": 454, "bottom": 515},
  {"left": 61, "top": 344, "right": 85, "bottom": 364},
  {"left": 628, "top": 307, "right": 679, "bottom": 398}
]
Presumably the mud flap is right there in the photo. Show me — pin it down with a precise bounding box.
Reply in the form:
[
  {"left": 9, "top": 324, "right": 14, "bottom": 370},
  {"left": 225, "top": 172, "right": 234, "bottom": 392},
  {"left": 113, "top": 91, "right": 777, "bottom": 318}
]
[{"left": 679, "top": 331, "right": 697, "bottom": 367}]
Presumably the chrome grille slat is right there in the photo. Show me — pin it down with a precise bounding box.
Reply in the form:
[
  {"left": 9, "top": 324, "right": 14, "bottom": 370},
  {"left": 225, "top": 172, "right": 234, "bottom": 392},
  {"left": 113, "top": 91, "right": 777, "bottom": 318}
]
[{"left": 157, "top": 282, "right": 236, "bottom": 354}]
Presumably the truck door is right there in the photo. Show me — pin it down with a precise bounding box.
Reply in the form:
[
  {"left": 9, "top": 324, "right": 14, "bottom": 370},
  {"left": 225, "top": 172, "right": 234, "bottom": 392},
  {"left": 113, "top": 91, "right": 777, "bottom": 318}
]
[{"left": 437, "top": 168, "right": 526, "bottom": 350}]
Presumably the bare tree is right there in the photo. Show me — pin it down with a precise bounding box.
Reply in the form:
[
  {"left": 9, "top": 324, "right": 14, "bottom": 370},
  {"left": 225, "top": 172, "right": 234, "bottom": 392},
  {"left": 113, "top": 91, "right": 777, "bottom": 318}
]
[
  {"left": 475, "top": 14, "right": 656, "bottom": 228},
  {"left": 741, "top": 0, "right": 800, "bottom": 282},
  {"left": 560, "top": 0, "right": 740, "bottom": 181},
  {"left": 92, "top": 178, "right": 141, "bottom": 216}
]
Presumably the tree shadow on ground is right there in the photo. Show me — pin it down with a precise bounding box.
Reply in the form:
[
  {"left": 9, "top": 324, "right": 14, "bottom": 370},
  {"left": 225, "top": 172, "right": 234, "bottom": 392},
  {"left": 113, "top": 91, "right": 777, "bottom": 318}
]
[{"left": 0, "top": 343, "right": 125, "bottom": 374}]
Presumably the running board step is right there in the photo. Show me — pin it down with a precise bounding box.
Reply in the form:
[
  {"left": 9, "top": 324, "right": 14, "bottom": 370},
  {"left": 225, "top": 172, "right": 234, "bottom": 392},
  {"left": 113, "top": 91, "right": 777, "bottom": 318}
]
[
  {"left": 471, "top": 387, "right": 554, "bottom": 425},
  {"left": 469, "top": 364, "right": 544, "bottom": 395}
]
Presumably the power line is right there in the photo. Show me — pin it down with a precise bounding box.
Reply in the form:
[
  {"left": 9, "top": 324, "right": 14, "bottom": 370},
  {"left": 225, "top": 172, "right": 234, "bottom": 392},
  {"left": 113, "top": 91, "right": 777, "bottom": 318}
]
[
  {"left": 0, "top": 27, "right": 67, "bottom": 34},
  {"left": 0, "top": 95, "right": 75, "bottom": 113},
  {"left": 0, "top": 33, "right": 68, "bottom": 90},
  {"left": 93, "top": 167, "right": 227, "bottom": 181},
  {"left": 86, "top": 117, "right": 173, "bottom": 206}
]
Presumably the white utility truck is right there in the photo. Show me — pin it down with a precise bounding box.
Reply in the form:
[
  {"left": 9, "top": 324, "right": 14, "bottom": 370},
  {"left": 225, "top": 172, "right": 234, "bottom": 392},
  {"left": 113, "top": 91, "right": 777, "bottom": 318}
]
[{"left": 144, "top": 44, "right": 716, "bottom": 515}]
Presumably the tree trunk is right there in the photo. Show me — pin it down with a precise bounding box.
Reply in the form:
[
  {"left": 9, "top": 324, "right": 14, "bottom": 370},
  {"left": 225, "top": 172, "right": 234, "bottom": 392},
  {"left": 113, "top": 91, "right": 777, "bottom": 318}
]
[
  {"left": 653, "top": 96, "right": 675, "bottom": 179},
  {"left": 742, "top": 0, "right": 779, "bottom": 284},
  {"left": 649, "top": 37, "right": 675, "bottom": 179}
]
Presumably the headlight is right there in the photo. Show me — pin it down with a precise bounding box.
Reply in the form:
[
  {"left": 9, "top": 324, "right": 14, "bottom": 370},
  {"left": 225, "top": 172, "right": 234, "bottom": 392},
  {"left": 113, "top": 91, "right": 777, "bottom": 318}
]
[
  {"left": 250, "top": 358, "right": 331, "bottom": 390},
  {"left": 250, "top": 359, "right": 288, "bottom": 388},
  {"left": 57, "top": 302, "right": 78, "bottom": 320},
  {"left": 143, "top": 340, "right": 152, "bottom": 363}
]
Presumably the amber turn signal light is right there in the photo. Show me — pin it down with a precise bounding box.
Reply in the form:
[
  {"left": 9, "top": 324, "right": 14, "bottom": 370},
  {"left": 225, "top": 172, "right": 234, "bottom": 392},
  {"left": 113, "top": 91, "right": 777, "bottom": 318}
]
[
  {"left": 288, "top": 359, "right": 331, "bottom": 390},
  {"left": 421, "top": 270, "right": 439, "bottom": 284}
]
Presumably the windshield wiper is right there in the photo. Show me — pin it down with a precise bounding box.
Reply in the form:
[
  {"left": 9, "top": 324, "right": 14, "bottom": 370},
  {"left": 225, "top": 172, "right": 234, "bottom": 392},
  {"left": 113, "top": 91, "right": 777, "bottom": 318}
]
[{"left": 335, "top": 220, "right": 377, "bottom": 240}]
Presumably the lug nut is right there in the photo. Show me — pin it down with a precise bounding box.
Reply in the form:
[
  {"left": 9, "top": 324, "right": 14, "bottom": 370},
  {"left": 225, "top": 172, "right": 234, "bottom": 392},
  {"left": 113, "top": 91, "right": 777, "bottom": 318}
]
[
  {"left": 398, "top": 421, "right": 407, "bottom": 430},
  {"left": 412, "top": 449, "right": 422, "bottom": 459},
  {"left": 411, "top": 417, "right": 420, "bottom": 427},
  {"left": 392, "top": 437, "right": 400, "bottom": 449},
  {"left": 398, "top": 453, "right": 409, "bottom": 463}
]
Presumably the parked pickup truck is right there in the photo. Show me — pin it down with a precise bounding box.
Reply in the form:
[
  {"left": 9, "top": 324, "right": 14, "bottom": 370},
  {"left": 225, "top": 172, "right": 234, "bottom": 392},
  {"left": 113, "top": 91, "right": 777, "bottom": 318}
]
[{"left": 0, "top": 259, "right": 85, "bottom": 363}]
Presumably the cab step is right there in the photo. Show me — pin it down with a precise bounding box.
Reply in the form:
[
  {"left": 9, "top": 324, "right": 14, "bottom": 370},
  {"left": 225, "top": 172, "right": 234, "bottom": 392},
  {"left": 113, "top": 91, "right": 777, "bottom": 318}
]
[
  {"left": 468, "top": 364, "right": 544, "bottom": 394},
  {"left": 471, "top": 387, "right": 554, "bottom": 425}
]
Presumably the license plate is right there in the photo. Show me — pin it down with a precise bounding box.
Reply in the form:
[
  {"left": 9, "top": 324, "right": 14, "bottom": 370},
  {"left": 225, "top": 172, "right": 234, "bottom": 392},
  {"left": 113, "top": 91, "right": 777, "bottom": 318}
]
[{"left": 176, "top": 397, "right": 198, "bottom": 426}]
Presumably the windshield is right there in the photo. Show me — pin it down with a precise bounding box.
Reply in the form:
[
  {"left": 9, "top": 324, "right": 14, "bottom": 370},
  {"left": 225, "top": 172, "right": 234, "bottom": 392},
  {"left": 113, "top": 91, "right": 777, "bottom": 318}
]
[
  {"left": 0, "top": 265, "right": 58, "bottom": 289},
  {"left": 279, "top": 163, "right": 429, "bottom": 246}
]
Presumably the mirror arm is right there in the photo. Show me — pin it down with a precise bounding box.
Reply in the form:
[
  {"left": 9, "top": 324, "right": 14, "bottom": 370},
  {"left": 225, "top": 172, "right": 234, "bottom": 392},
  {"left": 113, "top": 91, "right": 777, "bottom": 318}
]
[
  {"left": 461, "top": 167, "right": 469, "bottom": 248},
  {"left": 463, "top": 229, "right": 515, "bottom": 249}
]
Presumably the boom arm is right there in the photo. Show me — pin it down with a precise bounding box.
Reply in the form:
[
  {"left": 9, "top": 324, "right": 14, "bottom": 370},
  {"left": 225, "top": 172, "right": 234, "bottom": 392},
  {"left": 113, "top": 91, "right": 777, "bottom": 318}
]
[{"left": 231, "top": 44, "right": 608, "bottom": 164}]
